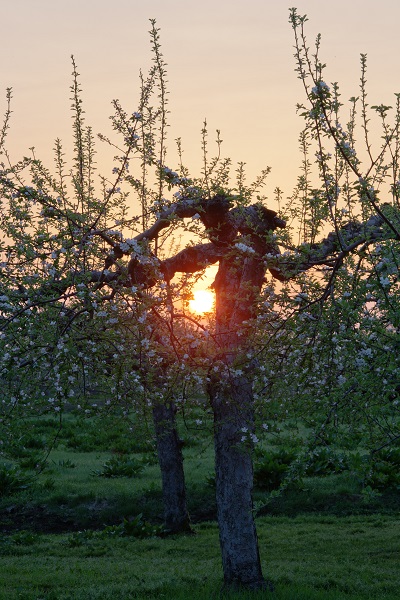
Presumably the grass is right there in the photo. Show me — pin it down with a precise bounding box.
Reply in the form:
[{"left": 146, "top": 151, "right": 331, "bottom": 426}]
[
  {"left": 0, "top": 516, "right": 399, "bottom": 599},
  {"left": 1, "top": 413, "right": 400, "bottom": 599},
  {"left": 1, "top": 412, "right": 218, "bottom": 530}
]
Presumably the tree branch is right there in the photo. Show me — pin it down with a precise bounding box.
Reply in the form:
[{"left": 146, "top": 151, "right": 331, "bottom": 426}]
[{"left": 269, "top": 213, "right": 390, "bottom": 281}]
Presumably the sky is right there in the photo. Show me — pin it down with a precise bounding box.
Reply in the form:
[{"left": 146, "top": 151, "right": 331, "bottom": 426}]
[{"left": 2, "top": 0, "right": 400, "bottom": 213}]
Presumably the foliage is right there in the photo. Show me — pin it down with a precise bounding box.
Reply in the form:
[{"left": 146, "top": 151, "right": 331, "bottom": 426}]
[
  {"left": 106, "top": 514, "right": 164, "bottom": 538},
  {"left": 253, "top": 448, "right": 297, "bottom": 491},
  {"left": 62, "top": 417, "right": 154, "bottom": 454},
  {"left": 67, "top": 514, "right": 163, "bottom": 547},
  {"left": 0, "top": 413, "right": 398, "bottom": 552},
  {"left": 250, "top": 8, "right": 400, "bottom": 461},
  {"left": 58, "top": 458, "right": 76, "bottom": 469},
  {"left": 0, "top": 8, "right": 398, "bottom": 473},
  {"left": 364, "top": 448, "right": 400, "bottom": 490},
  {"left": 0, "top": 462, "right": 31, "bottom": 497},
  {"left": 253, "top": 444, "right": 350, "bottom": 492},
  {"left": 92, "top": 454, "right": 144, "bottom": 478},
  {"left": 305, "top": 446, "right": 349, "bottom": 476}
]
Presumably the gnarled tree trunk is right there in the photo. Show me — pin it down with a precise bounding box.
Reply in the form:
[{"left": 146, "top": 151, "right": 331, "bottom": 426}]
[{"left": 127, "top": 196, "right": 286, "bottom": 587}]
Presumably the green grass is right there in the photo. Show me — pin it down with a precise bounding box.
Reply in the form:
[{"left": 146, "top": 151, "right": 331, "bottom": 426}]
[
  {"left": 3, "top": 432, "right": 396, "bottom": 533},
  {"left": 1, "top": 413, "right": 400, "bottom": 599},
  {"left": 0, "top": 516, "right": 399, "bottom": 599},
  {"left": 1, "top": 411, "right": 218, "bottom": 531}
]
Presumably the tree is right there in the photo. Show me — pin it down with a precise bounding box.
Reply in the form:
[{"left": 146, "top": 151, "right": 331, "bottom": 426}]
[
  {"left": 1, "top": 10, "right": 400, "bottom": 591},
  {"left": 267, "top": 9, "right": 400, "bottom": 457},
  {"left": 0, "top": 27, "right": 194, "bottom": 535},
  {"left": 124, "top": 188, "right": 399, "bottom": 589},
  {"left": 127, "top": 197, "right": 285, "bottom": 589}
]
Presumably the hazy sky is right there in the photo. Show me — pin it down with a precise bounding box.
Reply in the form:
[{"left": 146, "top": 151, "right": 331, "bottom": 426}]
[{"left": 2, "top": 0, "right": 400, "bottom": 207}]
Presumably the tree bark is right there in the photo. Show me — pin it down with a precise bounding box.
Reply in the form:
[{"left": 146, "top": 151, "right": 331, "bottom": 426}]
[
  {"left": 152, "top": 400, "right": 192, "bottom": 534},
  {"left": 210, "top": 372, "right": 270, "bottom": 590},
  {"left": 208, "top": 252, "right": 274, "bottom": 590}
]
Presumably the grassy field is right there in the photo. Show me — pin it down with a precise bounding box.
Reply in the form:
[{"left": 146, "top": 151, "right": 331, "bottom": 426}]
[
  {"left": 1, "top": 413, "right": 399, "bottom": 599},
  {"left": 1, "top": 515, "right": 399, "bottom": 599}
]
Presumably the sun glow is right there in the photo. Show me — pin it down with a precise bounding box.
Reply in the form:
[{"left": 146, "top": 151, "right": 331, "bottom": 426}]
[{"left": 189, "top": 290, "right": 215, "bottom": 314}]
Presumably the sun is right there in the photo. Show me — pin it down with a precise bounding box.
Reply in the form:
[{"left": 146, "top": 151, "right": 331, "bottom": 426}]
[{"left": 189, "top": 290, "right": 215, "bottom": 314}]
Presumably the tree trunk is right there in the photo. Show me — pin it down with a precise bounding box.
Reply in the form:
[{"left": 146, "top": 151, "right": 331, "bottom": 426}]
[
  {"left": 152, "top": 400, "right": 192, "bottom": 533},
  {"left": 208, "top": 254, "right": 273, "bottom": 590},
  {"left": 127, "top": 196, "right": 286, "bottom": 584},
  {"left": 210, "top": 372, "right": 270, "bottom": 590}
]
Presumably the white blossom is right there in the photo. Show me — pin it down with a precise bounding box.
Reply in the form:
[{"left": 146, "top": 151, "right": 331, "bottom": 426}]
[
  {"left": 234, "top": 242, "right": 255, "bottom": 254},
  {"left": 379, "top": 276, "right": 391, "bottom": 287}
]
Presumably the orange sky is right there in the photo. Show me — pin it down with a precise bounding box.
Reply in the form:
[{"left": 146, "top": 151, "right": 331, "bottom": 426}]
[{"left": 2, "top": 0, "right": 400, "bottom": 215}]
